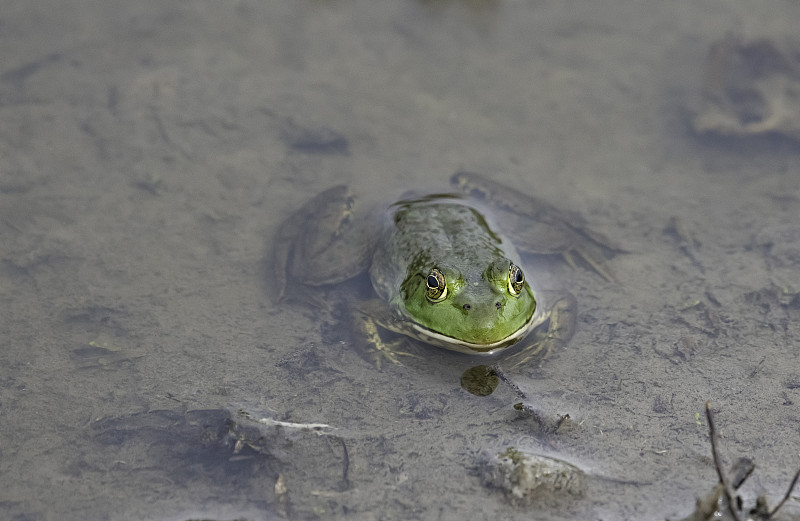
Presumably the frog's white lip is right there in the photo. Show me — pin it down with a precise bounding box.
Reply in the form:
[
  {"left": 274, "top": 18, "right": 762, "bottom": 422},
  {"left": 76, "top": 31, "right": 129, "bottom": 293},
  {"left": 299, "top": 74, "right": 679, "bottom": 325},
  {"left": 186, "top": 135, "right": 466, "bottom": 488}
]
[{"left": 408, "top": 307, "right": 546, "bottom": 355}]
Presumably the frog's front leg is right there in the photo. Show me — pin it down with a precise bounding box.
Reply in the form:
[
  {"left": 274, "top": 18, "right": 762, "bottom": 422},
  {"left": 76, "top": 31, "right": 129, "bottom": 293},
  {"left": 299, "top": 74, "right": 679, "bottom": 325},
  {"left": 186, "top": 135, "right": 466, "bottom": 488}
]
[
  {"left": 352, "top": 300, "right": 421, "bottom": 370},
  {"left": 504, "top": 293, "right": 577, "bottom": 370}
]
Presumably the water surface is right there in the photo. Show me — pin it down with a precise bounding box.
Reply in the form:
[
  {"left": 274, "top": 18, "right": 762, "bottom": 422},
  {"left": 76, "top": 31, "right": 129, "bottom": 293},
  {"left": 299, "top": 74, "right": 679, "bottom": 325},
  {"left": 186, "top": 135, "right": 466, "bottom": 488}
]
[{"left": 1, "top": 1, "right": 800, "bottom": 519}]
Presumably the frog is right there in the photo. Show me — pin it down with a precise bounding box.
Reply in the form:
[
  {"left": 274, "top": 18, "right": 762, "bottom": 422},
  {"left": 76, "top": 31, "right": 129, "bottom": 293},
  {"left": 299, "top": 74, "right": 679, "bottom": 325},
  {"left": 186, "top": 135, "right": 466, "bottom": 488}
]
[{"left": 273, "top": 172, "right": 619, "bottom": 369}]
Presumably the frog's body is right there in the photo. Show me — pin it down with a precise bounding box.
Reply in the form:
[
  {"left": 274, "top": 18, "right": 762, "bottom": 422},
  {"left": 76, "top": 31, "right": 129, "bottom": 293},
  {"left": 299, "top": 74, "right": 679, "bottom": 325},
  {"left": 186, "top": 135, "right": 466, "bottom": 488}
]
[
  {"left": 369, "top": 197, "right": 543, "bottom": 354},
  {"left": 275, "top": 173, "right": 617, "bottom": 365}
]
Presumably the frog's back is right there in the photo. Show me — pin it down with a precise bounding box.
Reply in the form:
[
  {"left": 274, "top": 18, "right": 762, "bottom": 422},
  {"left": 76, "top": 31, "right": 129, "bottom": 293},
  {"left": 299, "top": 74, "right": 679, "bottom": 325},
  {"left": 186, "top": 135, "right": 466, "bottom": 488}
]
[{"left": 369, "top": 198, "right": 515, "bottom": 303}]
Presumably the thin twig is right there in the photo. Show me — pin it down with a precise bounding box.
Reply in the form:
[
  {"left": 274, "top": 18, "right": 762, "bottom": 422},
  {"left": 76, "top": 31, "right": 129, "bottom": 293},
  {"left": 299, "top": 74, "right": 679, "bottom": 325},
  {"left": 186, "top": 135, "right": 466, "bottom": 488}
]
[
  {"left": 706, "top": 401, "right": 744, "bottom": 521},
  {"left": 492, "top": 365, "right": 526, "bottom": 400},
  {"left": 768, "top": 467, "right": 800, "bottom": 519},
  {"left": 339, "top": 436, "right": 351, "bottom": 490}
]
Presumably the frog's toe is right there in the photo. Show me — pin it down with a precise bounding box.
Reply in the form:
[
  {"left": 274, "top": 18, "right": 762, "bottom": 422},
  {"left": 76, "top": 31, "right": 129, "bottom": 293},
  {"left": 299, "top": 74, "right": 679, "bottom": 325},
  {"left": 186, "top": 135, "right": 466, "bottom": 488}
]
[
  {"left": 354, "top": 311, "right": 421, "bottom": 370},
  {"left": 563, "top": 247, "right": 616, "bottom": 282},
  {"left": 370, "top": 339, "right": 421, "bottom": 371}
]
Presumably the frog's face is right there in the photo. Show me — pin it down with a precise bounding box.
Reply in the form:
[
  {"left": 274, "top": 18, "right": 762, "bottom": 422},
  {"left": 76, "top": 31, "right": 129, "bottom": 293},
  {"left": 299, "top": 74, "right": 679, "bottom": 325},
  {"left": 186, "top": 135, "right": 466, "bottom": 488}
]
[{"left": 400, "top": 259, "right": 537, "bottom": 353}]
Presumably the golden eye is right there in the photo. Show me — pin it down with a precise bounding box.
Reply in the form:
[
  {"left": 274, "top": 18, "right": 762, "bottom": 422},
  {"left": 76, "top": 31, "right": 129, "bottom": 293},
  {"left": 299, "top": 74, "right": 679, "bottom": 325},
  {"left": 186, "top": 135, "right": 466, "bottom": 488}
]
[
  {"left": 426, "top": 268, "right": 448, "bottom": 302},
  {"left": 508, "top": 263, "right": 525, "bottom": 297}
]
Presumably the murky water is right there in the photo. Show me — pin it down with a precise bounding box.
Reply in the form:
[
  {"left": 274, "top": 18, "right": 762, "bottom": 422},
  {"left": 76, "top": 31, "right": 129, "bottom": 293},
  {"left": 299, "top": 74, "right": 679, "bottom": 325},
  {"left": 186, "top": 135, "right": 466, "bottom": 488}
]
[{"left": 1, "top": 1, "right": 799, "bottom": 520}]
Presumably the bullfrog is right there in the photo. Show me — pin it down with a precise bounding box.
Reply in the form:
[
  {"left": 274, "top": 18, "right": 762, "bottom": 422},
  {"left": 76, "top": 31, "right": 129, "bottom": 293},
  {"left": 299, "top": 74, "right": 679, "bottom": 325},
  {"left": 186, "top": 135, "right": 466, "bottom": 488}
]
[{"left": 273, "top": 172, "right": 618, "bottom": 368}]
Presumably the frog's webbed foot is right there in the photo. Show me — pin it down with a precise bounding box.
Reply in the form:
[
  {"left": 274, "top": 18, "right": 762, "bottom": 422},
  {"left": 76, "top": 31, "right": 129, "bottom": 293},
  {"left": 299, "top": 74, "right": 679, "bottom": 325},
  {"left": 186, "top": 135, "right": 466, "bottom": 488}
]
[
  {"left": 560, "top": 214, "right": 626, "bottom": 282},
  {"left": 504, "top": 294, "right": 577, "bottom": 370},
  {"left": 562, "top": 247, "right": 616, "bottom": 283},
  {"left": 353, "top": 302, "right": 422, "bottom": 370}
]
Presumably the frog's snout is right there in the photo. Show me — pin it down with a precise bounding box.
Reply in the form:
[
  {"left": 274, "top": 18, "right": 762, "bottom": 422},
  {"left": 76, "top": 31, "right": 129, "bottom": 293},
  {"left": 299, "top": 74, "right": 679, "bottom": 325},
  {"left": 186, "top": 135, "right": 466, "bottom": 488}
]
[
  {"left": 449, "top": 294, "right": 511, "bottom": 344},
  {"left": 459, "top": 301, "right": 502, "bottom": 312},
  {"left": 454, "top": 293, "right": 502, "bottom": 319}
]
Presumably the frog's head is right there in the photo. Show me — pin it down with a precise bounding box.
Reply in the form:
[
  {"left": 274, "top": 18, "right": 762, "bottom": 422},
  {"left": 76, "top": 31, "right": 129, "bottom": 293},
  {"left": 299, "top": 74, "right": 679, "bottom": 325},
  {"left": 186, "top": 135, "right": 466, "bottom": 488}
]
[{"left": 400, "top": 259, "right": 538, "bottom": 353}]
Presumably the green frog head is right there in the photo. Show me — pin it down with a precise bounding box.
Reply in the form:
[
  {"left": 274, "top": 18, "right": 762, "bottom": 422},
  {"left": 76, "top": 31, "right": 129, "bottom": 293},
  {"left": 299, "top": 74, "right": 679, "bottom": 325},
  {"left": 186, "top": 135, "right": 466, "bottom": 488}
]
[{"left": 400, "top": 258, "right": 538, "bottom": 353}]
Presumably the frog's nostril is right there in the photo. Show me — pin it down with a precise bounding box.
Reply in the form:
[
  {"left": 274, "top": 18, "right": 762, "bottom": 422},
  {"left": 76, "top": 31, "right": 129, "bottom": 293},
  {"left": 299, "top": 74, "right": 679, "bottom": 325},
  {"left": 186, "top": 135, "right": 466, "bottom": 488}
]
[
  {"left": 463, "top": 304, "right": 471, "bottom": 311},
  {"left": 495, "top": 301, "right": 501, "bottom": 310}
]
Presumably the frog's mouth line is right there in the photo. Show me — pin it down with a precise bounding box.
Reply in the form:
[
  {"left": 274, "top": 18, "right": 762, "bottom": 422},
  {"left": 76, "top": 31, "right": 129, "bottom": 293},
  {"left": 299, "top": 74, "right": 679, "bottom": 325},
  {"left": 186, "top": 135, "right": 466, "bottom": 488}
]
[{"left": 408, "top": 307, "right": 546, "bottom": 355}]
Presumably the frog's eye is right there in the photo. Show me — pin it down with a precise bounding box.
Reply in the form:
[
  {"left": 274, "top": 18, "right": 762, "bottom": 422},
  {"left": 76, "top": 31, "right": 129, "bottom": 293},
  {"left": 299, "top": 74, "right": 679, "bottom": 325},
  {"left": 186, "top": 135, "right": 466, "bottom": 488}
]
[
  {"left": 508, "top": 263, "right": 525, "bottom": 297},
  {"left": 426, "top": 268, "right": 448, "bottom": 302}
]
